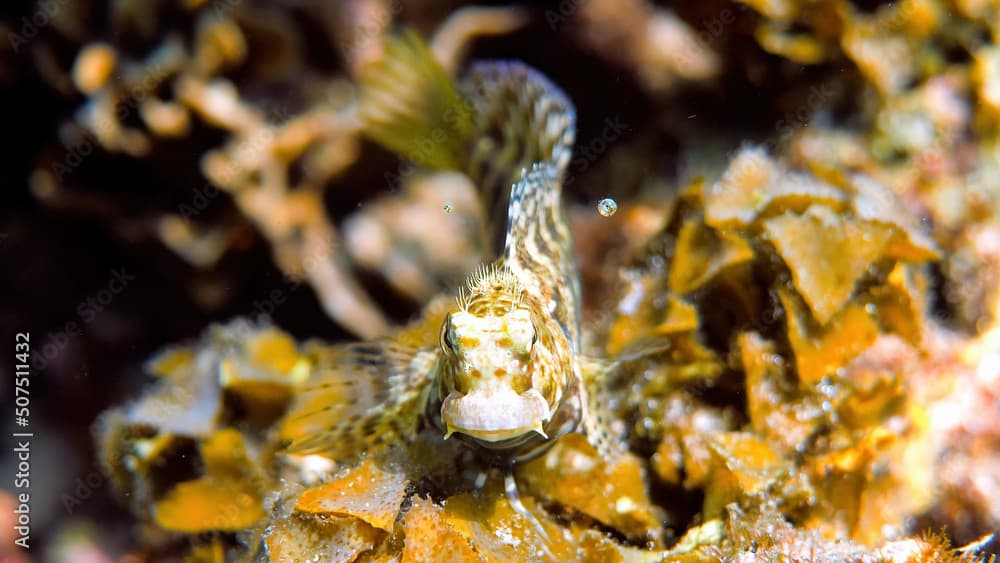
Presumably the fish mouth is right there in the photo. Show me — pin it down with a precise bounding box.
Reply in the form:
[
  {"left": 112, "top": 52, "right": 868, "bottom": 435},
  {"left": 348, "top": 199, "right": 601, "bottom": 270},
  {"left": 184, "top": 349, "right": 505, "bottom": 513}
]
[{"left": 440, "top": 389, "right": 550, "bottom": 443}]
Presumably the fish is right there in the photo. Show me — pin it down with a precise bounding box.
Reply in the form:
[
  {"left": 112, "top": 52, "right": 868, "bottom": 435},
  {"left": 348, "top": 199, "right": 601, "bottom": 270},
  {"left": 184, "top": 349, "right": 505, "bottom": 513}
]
[{"left": 279, "top": 31, "right": 621, "bottom": 477}]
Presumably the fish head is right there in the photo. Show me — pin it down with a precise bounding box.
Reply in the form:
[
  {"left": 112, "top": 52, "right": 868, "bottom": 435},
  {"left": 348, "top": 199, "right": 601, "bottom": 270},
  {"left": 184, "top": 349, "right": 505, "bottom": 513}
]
[{"left": 435, "top": 267, "right": 568, "bottom": 446}]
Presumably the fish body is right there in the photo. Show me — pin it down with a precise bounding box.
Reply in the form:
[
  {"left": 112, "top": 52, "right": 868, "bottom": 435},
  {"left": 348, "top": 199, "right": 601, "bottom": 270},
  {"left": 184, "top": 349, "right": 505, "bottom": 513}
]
[{"left": 281, "top": 33, "right": 616, "bottom": 468}]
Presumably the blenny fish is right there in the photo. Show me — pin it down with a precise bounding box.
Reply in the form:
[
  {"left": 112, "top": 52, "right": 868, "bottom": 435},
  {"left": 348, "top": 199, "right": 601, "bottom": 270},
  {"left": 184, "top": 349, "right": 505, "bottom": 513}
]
[{"left": 280, "top": 32, "right": 619, "bottom": 494}]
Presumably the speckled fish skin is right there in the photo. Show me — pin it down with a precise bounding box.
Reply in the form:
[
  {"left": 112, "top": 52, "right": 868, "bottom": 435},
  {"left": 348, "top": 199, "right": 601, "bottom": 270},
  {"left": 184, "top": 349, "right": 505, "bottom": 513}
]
[{"left": 281, "top": 35, "right": 617, "bottom": 467}]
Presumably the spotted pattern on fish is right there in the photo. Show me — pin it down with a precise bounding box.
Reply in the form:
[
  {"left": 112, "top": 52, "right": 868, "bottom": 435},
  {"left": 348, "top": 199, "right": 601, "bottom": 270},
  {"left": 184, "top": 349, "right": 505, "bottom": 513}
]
[{"left": 281, "top": 33, "right": 621, "bottom": 468}]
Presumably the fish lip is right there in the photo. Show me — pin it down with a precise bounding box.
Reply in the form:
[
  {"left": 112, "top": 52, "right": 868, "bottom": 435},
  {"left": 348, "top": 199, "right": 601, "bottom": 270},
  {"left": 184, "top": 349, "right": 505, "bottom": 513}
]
[
  {"left": 441, "top": 389, "right": 550, "bottom": 443},
  {"left": 444, "top": 424, "right": 548, "bottom": 443}
]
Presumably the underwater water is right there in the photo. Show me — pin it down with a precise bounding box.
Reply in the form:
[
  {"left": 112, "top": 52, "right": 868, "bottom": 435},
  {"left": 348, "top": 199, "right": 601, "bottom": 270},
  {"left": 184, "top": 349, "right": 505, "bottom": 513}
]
[{"left": 1, "top": 0, "right": 999, "bottom": 561}]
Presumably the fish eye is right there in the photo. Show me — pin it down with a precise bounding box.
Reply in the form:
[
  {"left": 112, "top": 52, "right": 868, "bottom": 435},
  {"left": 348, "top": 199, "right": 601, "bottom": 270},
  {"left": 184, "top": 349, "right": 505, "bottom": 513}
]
[
  {"left": 507, "top": 309, "right": 536, "bottom": 354},
  {"left": 517, "top": 322, "right": 537, "bottom": 356},
  {"left": 440, "top": 314, "right": 456, "bottom": 353}
]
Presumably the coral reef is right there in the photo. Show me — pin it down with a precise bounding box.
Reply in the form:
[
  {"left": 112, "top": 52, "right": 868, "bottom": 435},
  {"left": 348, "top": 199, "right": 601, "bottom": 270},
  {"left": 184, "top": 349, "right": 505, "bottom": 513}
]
[{"left": 3, "top": 0, "right": 1000, "bottom": 561}]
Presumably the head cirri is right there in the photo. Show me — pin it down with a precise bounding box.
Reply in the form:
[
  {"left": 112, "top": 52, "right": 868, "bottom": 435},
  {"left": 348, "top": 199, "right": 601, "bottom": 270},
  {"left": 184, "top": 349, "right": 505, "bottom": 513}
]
[{"left": 429, "top": 264, "right": 572, "bottom": 456}]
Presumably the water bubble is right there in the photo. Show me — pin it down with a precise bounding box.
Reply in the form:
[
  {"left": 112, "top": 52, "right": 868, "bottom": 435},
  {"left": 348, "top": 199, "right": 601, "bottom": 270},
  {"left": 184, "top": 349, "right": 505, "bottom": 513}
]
[
  {"left": 442, "top": 202, "right": 454, "bottom": 214},
  {"left": 597, "top": 198, "right": 617, "bottom": 217}
]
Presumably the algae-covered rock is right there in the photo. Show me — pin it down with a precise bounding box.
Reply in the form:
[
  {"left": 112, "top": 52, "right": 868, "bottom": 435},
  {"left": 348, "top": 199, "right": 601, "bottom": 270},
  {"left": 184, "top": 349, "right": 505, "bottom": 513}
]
[
  {"left": 153, "top": 429, "right": 266, "bottom": 533},
  {"left": 72, "top": 1, "right": 1000, "bottom": 560}
]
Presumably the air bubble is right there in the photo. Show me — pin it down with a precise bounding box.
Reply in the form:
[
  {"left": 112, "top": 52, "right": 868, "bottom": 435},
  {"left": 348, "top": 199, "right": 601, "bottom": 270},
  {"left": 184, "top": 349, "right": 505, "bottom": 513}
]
[{"left": 597, "top": 198, "right": 617, "bottom": 217}]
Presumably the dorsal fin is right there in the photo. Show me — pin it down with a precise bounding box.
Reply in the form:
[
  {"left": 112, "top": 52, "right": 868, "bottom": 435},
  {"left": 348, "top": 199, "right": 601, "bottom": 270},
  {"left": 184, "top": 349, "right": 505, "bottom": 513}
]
[{"left": 357, "top": 30, "right": 473, "bottom": 170}]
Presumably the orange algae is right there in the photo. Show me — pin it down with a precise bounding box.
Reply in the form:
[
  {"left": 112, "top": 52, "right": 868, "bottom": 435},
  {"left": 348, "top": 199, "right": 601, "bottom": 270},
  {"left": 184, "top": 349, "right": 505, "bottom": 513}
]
[
  {"left": 521, "top": 433, "right": 662, "bottom": 541},
  {"left": 780, "top": 288, "right": 881, "bottom": 386},
  {"left": 153, "top": 429, "right": 265, "bottom": 533},
  {"left": 668, "top": 216, "right": 755, "bottom": 296},
  {"left": 265, "top": 513, "right": 382, "bottom": 562},
  {"left": 295, "top": 457, "right": 408, "bottom": 533},
  {"left": 763, "top": 205, "right": 893, "bottom": 324},
  {"left": 401, "top": 497, "right": 481, "bottom": 563}
]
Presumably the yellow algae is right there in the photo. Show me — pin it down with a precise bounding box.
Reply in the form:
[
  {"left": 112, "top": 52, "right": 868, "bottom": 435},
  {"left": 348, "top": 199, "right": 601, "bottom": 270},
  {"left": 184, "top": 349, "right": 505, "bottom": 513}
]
[
  {"left": 243, "top": 328, "right": 305, "bottom": 375},
  {"left": 295, "top": 457, "right": 408, "bottom": 533},
  {"left": 441, "top": 480, "right": 576, "bottom": 562},
  {"left": 703, "top": 432, "right": 788, "bottom": 518},
  {"left": 154, "top": 430, "right": 265, "bottom": 532},
  {"left": 265, "top": 513, "right": 382, "bottom": 562},
  {"left": 704, "top": 147, "right": 846, "bottom": 229},
  {"left": 186, "top": 540, "right": 226, "bottom": 563},
  {"left": 850, "top": 176, "right": 940, "bottom": 262},
  {"left": 764, "top": 205, "right": 892, "bottom": 325},
  {"left": 155, "top": 479, "right": 264, "bottom": 532},
  {"left": 668, "top": 218, "right": 754, "bottom": 295},
  {"left": 521, "top": 433, "right": 662, "bottom": 541},
  {"left": 868, "top": 263, "right": 928, "bottom": 347},
  {"left": 738, "top": 332, "right": 818, "bottom": 453},
  {"left": 74, "top": 4, "right": 1000, "bottom": 560},
  {"left": 401, "top": 497, "right": 482, "bottom": 563},
  {"left": 146, "top": 347, "right": 195, "bottom": 378},
  {"left": 780, "top": 287, "right": 880, "bottom": 386}
]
